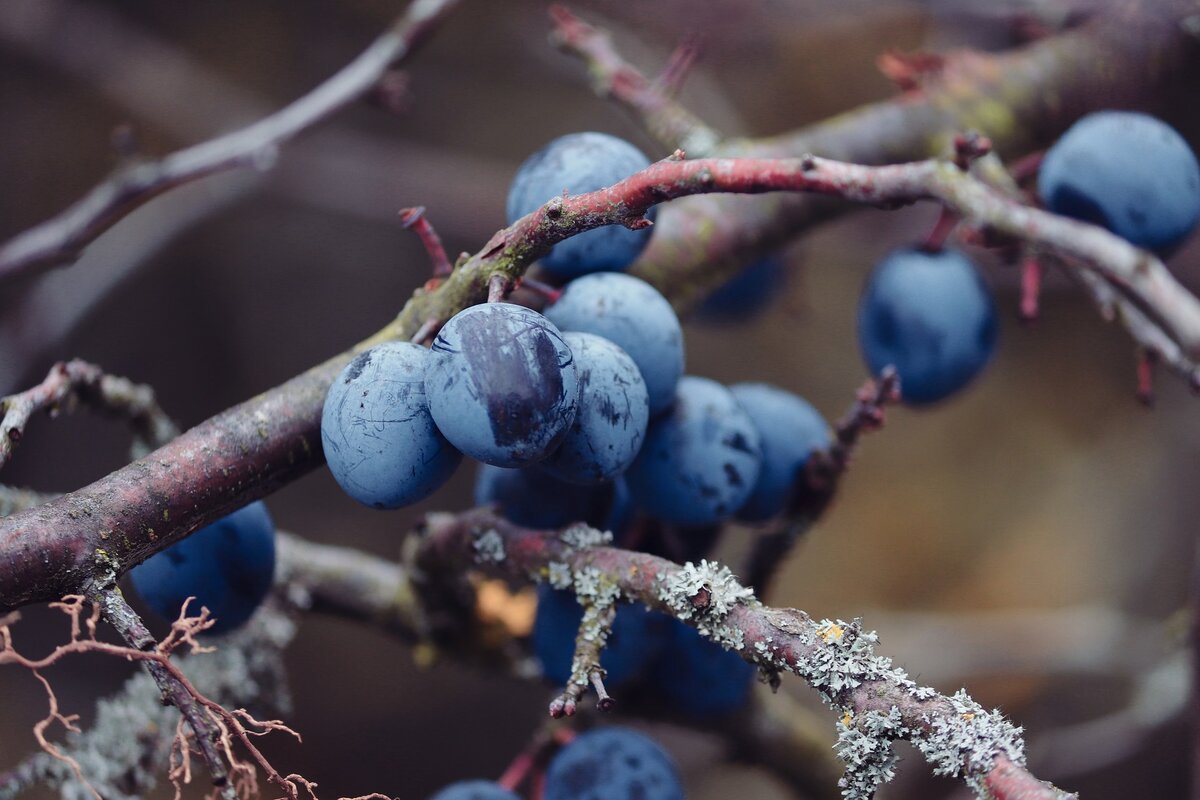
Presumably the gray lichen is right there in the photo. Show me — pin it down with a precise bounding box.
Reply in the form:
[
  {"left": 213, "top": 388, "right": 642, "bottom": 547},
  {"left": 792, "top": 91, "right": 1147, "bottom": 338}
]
[
  {"left": 559, "top": 524, "right": 612, "bottom": 550},
  {"left": 792, "top": 619, "right": 892, "bottom": 697},
  {"left": 546, "top": 561, "right": 572, "bottom": 590},
  {"left": 657, "top": 560, "right": 756, "bottom": 651},
  {"left": 777, "top": 616, "right": 1030, "bottom": 798},
  {"left": 912, "top": 689, "right": 1026, "bottom": 791},
  {"left": 471, "top": 528, "right": 506, "bottom": 564},
  {"left": 835, "top": 707, "right": 904, "bottom": 800}
]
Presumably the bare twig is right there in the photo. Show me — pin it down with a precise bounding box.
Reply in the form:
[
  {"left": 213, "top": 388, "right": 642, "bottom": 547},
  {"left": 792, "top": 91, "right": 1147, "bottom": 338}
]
[
  {"left": 0, "top": 0, "right": 462, "bottom": 279},
  {"left": 2, "top": 598, "right": 297, "bottom": 800},
  {"left": 0, "top": 359, "right": 178, "bottom": 471},
  {"left": 549, "top": 5, "right": 720, "bottom": 157},
  {"left": 1072, "top": 267, "right": 1200, "bottom": 391}
]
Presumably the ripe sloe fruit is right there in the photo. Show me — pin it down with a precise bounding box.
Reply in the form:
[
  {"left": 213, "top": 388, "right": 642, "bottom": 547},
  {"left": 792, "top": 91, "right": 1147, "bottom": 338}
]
[
  {"left": 129, "top": 502, "right": 276, "bottom": 635},
  {"left": 541, "top": 332, "right": 649, "bottom": 485},
  {"left": 730, "top": 382, "right": 831, "bottom": 522},
  {"left": 625, "top": 376, "right": 762, "bottom": 526},
  {"left": 543, "top": 727, "right": 684, "bottom": 800},
  {"left": 322, "top": 342, "right": 462, "bottom": 509},
  {"left": 1039, "top": 110, "right": 1200, "bottom": 253},
  {"left": 506, "top": 132, "right": 655, "bottom": 277},
  {"left": 427, "top": 303, "right": 578, "bottom": 467},
  {"left": 857, "top": 247, "right": 997, "bottom": 406},
  {"left": 427, "top": 781, "right": 519, "bottom": 800},
  {"left": 544, "top": 273, "right": 684, "bottom": 416}
]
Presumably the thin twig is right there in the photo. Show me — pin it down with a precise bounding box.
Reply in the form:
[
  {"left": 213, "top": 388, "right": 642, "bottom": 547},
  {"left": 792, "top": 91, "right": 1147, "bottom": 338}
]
[
  {"left": 548, "top": 5, "right": 721, "bottom": 156},
  {"left": 548, "top": 601, "right": 618, "bottom": 718},
  {"left": 399, "top": 206, "right": 453, "bottom": 278},
  {"left": 0, "top": 359, "right": 178, "bottom": 471},
  {"left": 744, "top": 370, "right": 900, "bottom": 595},
  {"left": 0, "top": 596, "right": 329, "bottom": 800},
  {"left": 0, "top": 0, "right": 463, "bottom": 280}
]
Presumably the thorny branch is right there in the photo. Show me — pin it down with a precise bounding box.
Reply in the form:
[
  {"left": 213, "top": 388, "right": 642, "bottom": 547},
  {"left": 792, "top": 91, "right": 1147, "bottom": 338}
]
[
  {"left": 743, "top": 369, "right": 900, "bottom": 595},
  {"left": 0, "top": 0, "right": 462, "bottom": 280},
  {"left": 555, "top": 3, "right": 1200, "bottom": 390},
  {"left": 0, "top": 359, "right": 179, "bottom": 471},
  {"left": 7, "top": 144, "right": 1200, "bottom": 608},
  {"left": 548, "top": 5, "right": 721, "bottom": 157},
  {"left": 1, "top": 4, "right": 1196, "bottom": 796}
]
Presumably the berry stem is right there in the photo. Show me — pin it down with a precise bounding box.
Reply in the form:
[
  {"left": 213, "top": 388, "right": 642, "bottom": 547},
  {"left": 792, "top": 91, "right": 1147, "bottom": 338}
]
[
  {"left": 1009, "top": 150, "right": 1046, "bottom": 185},
  {"left": 921, "top": 207, "right": 959, "bottom": 252},
  {"left": 516, "top": 277, "right": 563, "bottom": 305},
  {"left": 487, "top": 273, "right": 513, "bottom": 303},
  {"left": 409, "top": 317, "right": 441, "bottom": 346}
]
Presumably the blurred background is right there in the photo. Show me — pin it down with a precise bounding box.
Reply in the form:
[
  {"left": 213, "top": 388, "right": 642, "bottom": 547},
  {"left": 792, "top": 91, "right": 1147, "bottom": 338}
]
[{"left": 1, "top": 1, "right": 1198, "bottom": 797}]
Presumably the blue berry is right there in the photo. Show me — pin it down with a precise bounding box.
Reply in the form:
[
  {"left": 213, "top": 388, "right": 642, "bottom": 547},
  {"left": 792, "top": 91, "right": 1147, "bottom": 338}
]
[
  {"left": 651, "top": 618, "right": 756, "bottom": 718},
  {"left": 625, "top": 376, "right": 762, "bottom": 526},
  {"left": 507, "top": 132, "right": 655, "bottom": 277},
  {"left": 544, "top": 273, "right": 684, "bottom": 416},
  {"left": 321, "top": 343, "right": 462, "bottom": 509},
  {"left": 533, "top": 586, "right": 660, "bottom": 687},
  {"left": 129, "top": 502, "right": 276, "bottom": 635},
  {"left": 474, "top": 464, "right": 629, "bottom": 534},
  {"left": 857, "top": 247, "right": 997, "bottom": 406},
  {"left": 427, "top": 303, "right": 579, "bottom": 467},
  {"left": 730, "top": 383, "right": 831, "bottom": 522},
  {"left": 544, "top": 727, "right": 683, "bottom": 800},
  {"left": 428, "top": 781, "right": 519, "bottom": 800},
  {"left": 1039, "top": 111, "right": 1200, "bottom": 253},
  {"left": 541, "top": 332, "right": 650, "bottom": 485},
  {"left": 695, "top": 257, "right": 784, "bottom": 322}
]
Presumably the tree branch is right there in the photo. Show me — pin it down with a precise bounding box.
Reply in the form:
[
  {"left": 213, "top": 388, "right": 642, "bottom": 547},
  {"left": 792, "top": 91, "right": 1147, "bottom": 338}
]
[
  {"left": 548, "top": 5, "right": 721, "bottom": 157},
  {"left": 414, "top": 509, "right": 1073, "bottom": 798},
  {"left": 0, "top": 359, "right": 178, "bottom": 470},
  {"left": 0, "top": 0, "right": 462, "bottom": 280},
  {"left": 623, "top": 2, "right": 1199, "bottom": 310},
  {"left": 5, "top": 144, "right": 1200, "bottom": 612}
]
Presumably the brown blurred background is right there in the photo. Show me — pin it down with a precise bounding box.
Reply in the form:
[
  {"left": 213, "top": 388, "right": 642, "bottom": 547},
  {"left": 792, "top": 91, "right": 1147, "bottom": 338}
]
[{"left": 1, "top": 1, "right": 1197, "bottom": 798}]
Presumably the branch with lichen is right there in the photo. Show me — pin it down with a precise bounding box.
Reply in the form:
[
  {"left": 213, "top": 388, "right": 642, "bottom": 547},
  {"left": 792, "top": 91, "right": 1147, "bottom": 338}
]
[
  {"left": 415, "top": 508, "right": 1072, "bottom": 799},
  {"left": 0, "top": 359, "right": 179, "bottom": 470},
  {"left": 0, "top": 0, "right": 462, "bottom": 281}
]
